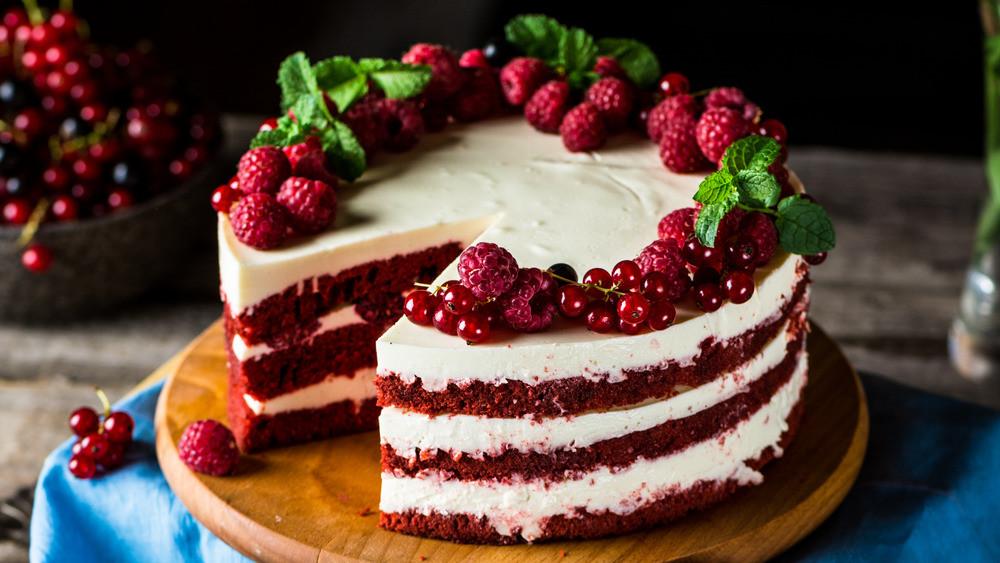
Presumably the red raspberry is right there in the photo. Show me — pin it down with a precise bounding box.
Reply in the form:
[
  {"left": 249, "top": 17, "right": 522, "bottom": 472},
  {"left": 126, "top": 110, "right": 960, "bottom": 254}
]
[
  {"left": 341, "top": 91, "right": 388, "bottom": 157},
  {"left": 659, "top": 117, "right": 713, "bottom": 173},
  {"left": 377, "top": 98, "right": 425, "bottom": 152},
  {"left": 499, "top": 57, "right": 551, "bottom": 106},
  {"left": 584, "top": 77, "right": 633, "bottom": 132},
  {"left": 457, "top": 242, "right": 519, "bottom": 300},
  {"left": 448, "top": 65, "right": 501, "bottom": 123},
  {"left": 497, "top": 267, "right": 558, "bottom": 332},
  {"left": 276, "top": 177, "right": 337, "bottom": 234},
  {"left": 635, "top": 239, "right": 690, "bottom": 301},
  {"left": 236, "top": 146, "right": 291, "bottom": 195},
  {"left": 658, "top": 207, "right": 696, "bottom": 244},
  {"left": 646, "top": 94, "right": 699, "bottom": 142},
  {"left": 594, "top": 56, "right": 630, "bottom": 81},
  {"left": 282, "top": 136, "right": 339, "bottom": 187},
  {"left": 705, "top": 86, "right": 760, "bottom": 121},
  {"left": 560, "top": 102, "right": 607, "bottom": 152},
  {"left": 401, "top": 43, "right": 465, "bottom": 102},
  {"left": 459, "top": 48, "right": 490, "bottom": 69},
  {"left": 178, "top": 420, "right": 239, "bottom": 476},
  {"left": 739, "top": 211, "right": 778, "bottom": 266},
  {"left": 230, "top": 192, "right": 288, "bottom": 250},
  {"left": 525, "top": 80, "right": 570, "bottom": 134},
  {"left": 695, "top": 106, "right": 751, "bottom": 165}
]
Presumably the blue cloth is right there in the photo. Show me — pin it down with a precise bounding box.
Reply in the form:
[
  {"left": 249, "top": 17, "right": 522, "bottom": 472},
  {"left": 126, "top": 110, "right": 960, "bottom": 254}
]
[{"left": 29, "top": 373, "right": 1000, "bottom": 562}]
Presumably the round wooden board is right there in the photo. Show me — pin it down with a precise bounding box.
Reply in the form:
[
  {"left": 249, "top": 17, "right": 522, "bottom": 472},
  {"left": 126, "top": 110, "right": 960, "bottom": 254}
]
[{"left": 155, "top": 320, "right": 868, "bottom": 562}]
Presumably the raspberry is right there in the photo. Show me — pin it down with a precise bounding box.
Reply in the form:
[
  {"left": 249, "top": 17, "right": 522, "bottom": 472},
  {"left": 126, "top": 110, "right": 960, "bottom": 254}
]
[
  {"left": 635, "top": 239, "right": 690, "bottom": 301},
  {"left": 448, "top": 65, "right": 501, "bottom": 123},
  {"left": 355, "top": 291, "right": 404, "bottom": 325},
  {"left": 230, "top": 192, "right": 288, "bottom": 250},
  {"left": 739, "top": 211, "right": 778, "bottom": 266},
  {"left": 457, "top": 242, "right": 519, "bottom": 300},
  {"left": 593, "top": 56, "right": 630, "bottom": 81},
  {"left": 659, "top": 117, "right": 713, "bottom": 173},
  {"left": 584, "top": 77, "right": 633, "bottom": 132},
  {"left": 377, "top": 98, "right": 425, "bottom": 152},
  {"left": 177, "top": 419, "right": 239, "bottom": 476},
  {"left": 276, "top": 177, "right": 337, "bottom": 234},
  {"left": 646, "top": 94, "right": 699, "bottom": 142},
  {"left": 524, "top": 80, "right": 570, "bottom": 134},
  {"left": 497, "top": 267, "right": 558, "bottom": 332},
  {"left": 282, "top": 136, "right": 339, "bottom": 187},
  {"left": 705, "top": 86, "right": 760, "bottom": 122},
  {"left": 695, "top": 106, "right": 751, "bottom": 165},
  {"left": 499, "top": 57, "right": 551, "bottom": 106},
  {"left": 401, "top": 43, "right": 465, "bottom": 102},
  {"left": 236, "top": 146, "right": 291, "bottom": 195},
  {"left": 459, "top": 48, "right": 490, "bottom": 69},
  {"left": 559, "top": 102, "right": 607, "bottom": 152},
  {"left": 658, "top": 207, "right": 696, "bottom": 244},
  {"left": 341, "top": 91, "right": 387, "bottom": 157}
]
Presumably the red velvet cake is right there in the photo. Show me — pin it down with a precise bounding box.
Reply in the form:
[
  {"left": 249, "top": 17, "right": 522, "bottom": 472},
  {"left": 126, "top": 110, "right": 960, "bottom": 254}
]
[{"left": 214, "top": 14, "right": 834, "bottom": 545}]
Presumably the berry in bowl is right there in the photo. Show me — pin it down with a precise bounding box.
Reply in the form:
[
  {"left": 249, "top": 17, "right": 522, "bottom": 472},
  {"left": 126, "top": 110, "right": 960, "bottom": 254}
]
[{"left": 0, "top": 2, "right": 223, "bottom": 322}]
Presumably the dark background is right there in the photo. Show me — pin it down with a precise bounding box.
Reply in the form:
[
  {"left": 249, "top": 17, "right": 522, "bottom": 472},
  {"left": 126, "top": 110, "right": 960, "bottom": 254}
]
[{"left": 60, "top": 0, "right": 984, "bottom": 156}]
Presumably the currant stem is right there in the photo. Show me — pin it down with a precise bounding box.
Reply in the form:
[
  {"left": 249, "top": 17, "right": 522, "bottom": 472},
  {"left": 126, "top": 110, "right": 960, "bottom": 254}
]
[
  {"left": 546, "top": 270, "right": 625, "bottom": 299},
  {"left": 16, "top": 197, "right": 49, "bottom": 248},
  {"left": 94, "top": 386, "right": 111, "bottom": 419},
  {"left": 20, "top": 0, "right": 43, "bottom": 25}
]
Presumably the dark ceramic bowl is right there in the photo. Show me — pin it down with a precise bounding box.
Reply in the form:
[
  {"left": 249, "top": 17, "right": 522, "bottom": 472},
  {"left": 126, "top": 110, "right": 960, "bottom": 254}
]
[{"left": 0, "top": 162, "right": 225, "bottom": 323}]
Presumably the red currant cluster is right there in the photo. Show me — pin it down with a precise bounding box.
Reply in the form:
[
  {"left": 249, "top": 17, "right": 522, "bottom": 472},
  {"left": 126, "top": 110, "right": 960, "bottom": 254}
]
[
  {"left": 403, "top": 281, "right": 498, "bottom": 344},
  {"left": 0, "top": 2, "right": 220, "bottom": 272},
  {"left": 66, "top": 388, "right": 134, "bottom": 479},
  {"left": 552, "top": 261, "right": 679, "bottom": 335}
]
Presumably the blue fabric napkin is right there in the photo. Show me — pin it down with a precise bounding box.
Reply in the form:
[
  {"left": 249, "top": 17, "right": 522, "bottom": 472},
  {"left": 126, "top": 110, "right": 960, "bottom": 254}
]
[{"left": 29, "top": 373, "right": 1000, "bottom": 562}]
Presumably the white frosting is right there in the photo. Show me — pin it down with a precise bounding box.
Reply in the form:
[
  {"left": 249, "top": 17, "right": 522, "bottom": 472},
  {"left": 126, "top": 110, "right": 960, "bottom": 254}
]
[
  {"left": 380, "top": 318, "right": 797, "bottom": 457},
  {"left": 242, "top": 367, "right": 377, "bottom": 416},
  {"left": 231, "top": 306, "right": 365, "bottom": 362},
  {"left": 379, "top": 353, "right": 807, "bottom": 542}
]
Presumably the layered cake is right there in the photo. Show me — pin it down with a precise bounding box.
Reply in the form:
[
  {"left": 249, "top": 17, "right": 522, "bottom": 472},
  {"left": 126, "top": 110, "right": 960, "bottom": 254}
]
[{"left": 214, "top": 14, "right": 833, "bottom": 545}]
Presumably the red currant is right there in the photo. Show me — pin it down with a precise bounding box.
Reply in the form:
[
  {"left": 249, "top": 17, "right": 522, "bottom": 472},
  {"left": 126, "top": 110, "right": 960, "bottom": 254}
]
[
  {"left": 97, "top": 442, "right": 125, "bottom": 469},
  {"left": 78, "top": 432, "right": 110, "bottom": 460},
  {"left": 558, "top": 284, "right": 589, "bottom": 318},
  {"left": 694, "top": 284, "right": 725, "bottom": 313},
  {"left": 107, "top": 188, "right": 135, "bottom": 211},
  {"left": 611, "top": 260, "right": 642, "bottom": 291},
  {"left": 3, "top": 198, "right": 31, "bottom": 224},
  {"left": 22, "top": 243, "right": 53, "bottom": 273},
  {"left": 724, "top": 234, "right": 759, "bottom": 269},
  {"left": 69, "top": 406, "right": 100, "bottom": 437},
  {"left": 403, "top": 290, "right": 439, "bottom": 326},
  {"left": 584, "top": 300, "right": 616, "bottom": 333},
  {"left": 758, "top": 118, "right": 788, "bottom": 144},
  {"left": 692, "top": 266, "right": 721, "bottom": 287},
  {"left": 805, "top": 252, "right": 828, "bottom": 265},
  {"left": 616, "top": 292, "right": 650, "bottom": 324},
  {"left": 210, "top": 184, "right": 241, "bottom": 213},
  {"left": 646, "top": 300, "right": 677, "bottom": 331},
  {"left": 442, "top": 284, "right": 476, "bottom": 315},
  {"left": 432, "top": 303, "right": 459, "bottom": 335},
  {"left": 617, "top": 317, "right": 644, "bottom": 335},
  {"left": 640, "top": 271, "right": 671, "bottom": 302},
  {"left": 723, "top": 270, "right": 755, "bottom": 304},
  {"left": 658, "top": 72, "right": 690, "bottom": 97},
  {"left": 457, "top": 311, "right": 490, "bottom": 343},
  {"left": 51, "top": 195, "right": 79, "bottom": 221},
  {"left": 103, "top": 411, "right": 134, "bottom": 444},
  {"left": 582, "top": 267, "right": 613, "bottom": 299},
  {"left": 68, "top": 454, "right": 97, "bottom": 479}
]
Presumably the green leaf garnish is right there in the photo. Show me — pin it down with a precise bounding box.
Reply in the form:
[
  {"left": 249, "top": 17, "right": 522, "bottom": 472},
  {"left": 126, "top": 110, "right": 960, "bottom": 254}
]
[
  {"left": 505, "top": 14, "right": 565, "bottom": 64},
  {"left": 775, "top": 196, "right": 837, "bottom": 255},
  {"left": 693, "top": 135, "right": 836, "bottom": 256},
  {"left": 595, "top": 38, "right": 661, "bottom": 88}
]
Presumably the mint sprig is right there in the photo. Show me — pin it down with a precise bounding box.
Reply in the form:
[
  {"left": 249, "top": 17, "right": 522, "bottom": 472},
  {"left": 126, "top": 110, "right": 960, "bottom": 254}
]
[
  {"left": 250, "top": 52, "right": 430, "bottom": 182},
  {"left": 693, "top": 135, "right": 836, "bottom": 255},
  {"left": 504, "top": 14, "right": 661, "bottom": 90}
]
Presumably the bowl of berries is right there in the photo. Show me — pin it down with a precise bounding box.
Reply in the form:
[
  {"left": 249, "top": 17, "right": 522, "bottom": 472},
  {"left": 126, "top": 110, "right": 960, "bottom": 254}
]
[{"left": 0, "top": 2, "right": 224, "bottom": 322}]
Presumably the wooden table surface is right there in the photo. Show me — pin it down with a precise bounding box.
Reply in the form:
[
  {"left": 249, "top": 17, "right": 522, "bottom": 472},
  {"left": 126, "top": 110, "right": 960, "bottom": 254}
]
[{"left": 2, "top": 115, "right": 999, "bottom": 560}]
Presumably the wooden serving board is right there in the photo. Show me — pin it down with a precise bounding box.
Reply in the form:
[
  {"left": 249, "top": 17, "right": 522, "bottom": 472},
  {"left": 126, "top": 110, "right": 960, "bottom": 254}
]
[{"left": 155, "top": 320, "right": 868, "bottom": 562}]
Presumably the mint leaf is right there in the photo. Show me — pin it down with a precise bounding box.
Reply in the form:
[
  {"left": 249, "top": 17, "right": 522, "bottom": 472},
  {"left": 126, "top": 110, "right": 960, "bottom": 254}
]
[
  {"left": 320, "top": 121, "right": 366, "bottom": 182},
  {"left": 559, "top": 26, "right": 598, "bottom": 75},
  {"left": 694, "top": 170, "right": 735, "bottom": 206},
  {"left": 722, "top": 135, "right": 781, "bottom": 176},
  {"left": 734, "top": 170, "right": 781, "bottom": 208},
  {"left": 695, "top": 201, "right": 734, "bottom": 249},
  {"left": 363, "top": 59, "right": 431, "bottom": 99},
  {"left": 250, "top": 115, "right": 306, "bottom": 149},
  {"left": 505, "top": 14, "right": 566, "bottom": 65},
  {"left": 324, "top": 73, "right": 369, "bottom": 115},
  {"left": 277, "top": 52, "right": 318, "bottom": 115},
  {"left": 314, "top": 56, "right": 362, "bottom": 91},
  {"left": 775, "top": 196, "right": 837, "bottom": 254},
  {"left": 596, "top": 38, "right": 660, "bottom": 88}
]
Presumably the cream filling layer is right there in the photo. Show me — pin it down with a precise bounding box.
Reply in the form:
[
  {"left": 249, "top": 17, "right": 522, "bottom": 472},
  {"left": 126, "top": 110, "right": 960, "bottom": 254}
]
[
  {"left": 242, "top": 367, "right": 377, "bottom": 416},
  {"left": 379, "top": 354, "right": 806, "bottom": 542},
  {"left": 231, "top": 306, "right": 366, "bottom": 362},
  {"left": 379, "top": 319, "right": 799, "bottom": 457}
]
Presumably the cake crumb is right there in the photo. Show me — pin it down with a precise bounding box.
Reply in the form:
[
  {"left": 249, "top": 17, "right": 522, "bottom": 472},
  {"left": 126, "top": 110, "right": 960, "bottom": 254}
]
[
  {"left": 358, "top": 506, "right": 372, "bottom": 516},
  {"left": 559, "top": 550, "right": 566, "bottom": 557}
]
